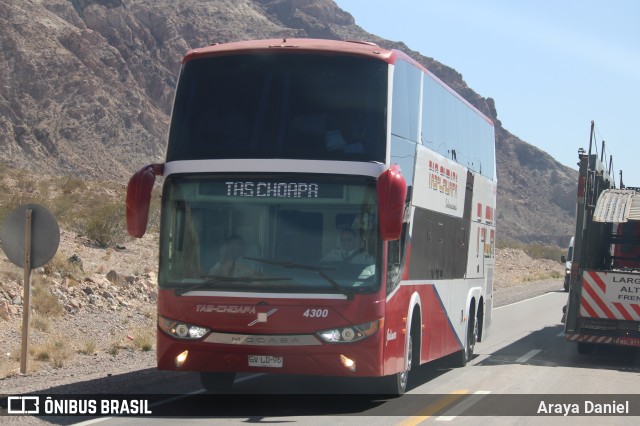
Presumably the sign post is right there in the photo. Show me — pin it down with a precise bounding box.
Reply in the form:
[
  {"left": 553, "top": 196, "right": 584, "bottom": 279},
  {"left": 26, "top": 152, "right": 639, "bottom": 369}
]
[
  {"left": 21, "top": 209, "right": 33, "bottom": 374},
  {"left": 1, "top": 204, "right": 60, "bottom": 374}
]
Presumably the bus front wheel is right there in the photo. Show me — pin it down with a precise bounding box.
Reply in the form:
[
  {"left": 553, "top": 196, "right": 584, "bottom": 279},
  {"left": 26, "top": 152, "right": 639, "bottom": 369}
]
[{"left": 378, "top": 329, "right": 413, "bottom": 396}]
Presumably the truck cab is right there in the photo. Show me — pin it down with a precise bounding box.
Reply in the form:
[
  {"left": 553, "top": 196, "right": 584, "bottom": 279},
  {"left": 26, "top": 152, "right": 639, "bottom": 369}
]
[{"left": 561, "top": 236, "right": 574, "bottom": 292}]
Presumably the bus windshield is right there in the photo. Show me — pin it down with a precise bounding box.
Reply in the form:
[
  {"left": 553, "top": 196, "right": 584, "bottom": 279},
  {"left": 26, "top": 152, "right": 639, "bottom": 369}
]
[
  {"left": 159, "top": 174, "right": 381, "bottom": 295},
  {"left": 166, "top": 53, "right": 387, "bottom": 163}
]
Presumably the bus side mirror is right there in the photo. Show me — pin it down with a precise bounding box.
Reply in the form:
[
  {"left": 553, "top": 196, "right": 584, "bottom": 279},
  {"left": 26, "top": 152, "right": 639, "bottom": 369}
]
[
  {"left": 126, "top": 163, "right": 164, "bottom": 238},
  {"left": 377, "top": 165, "right": 407, "bottom": 241}
]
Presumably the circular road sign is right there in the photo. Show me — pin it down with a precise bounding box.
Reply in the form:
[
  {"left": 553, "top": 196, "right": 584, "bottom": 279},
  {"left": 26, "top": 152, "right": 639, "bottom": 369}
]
[{"left": 0, "top": 204, "right": 60, "bottom": 269}]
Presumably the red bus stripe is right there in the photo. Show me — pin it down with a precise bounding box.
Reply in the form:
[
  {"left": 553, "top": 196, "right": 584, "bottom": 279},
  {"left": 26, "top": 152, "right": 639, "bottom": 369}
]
[
  {"left": 612, "top": 303, "right": 634, "bottom": 321},
  {"left": 582, "top": 278, "right": 616, "bottom": 319},
  {"left": 631, "top": 303, "right": 640, "bottom": 317}
]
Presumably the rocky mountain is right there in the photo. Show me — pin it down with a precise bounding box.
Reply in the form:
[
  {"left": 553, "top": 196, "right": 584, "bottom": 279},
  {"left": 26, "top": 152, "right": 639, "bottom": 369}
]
[{"left": 0, "top": 0, "right": 575, "bottom": 245}]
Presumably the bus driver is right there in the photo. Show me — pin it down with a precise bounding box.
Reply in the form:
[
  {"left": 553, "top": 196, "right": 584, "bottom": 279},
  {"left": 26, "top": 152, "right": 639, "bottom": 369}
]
[
  {"left": 321, "top": 229, "right": 373, "bottom": 264},
  {"left": 209, "top": 234, "right": 256, "bottom": 277}
]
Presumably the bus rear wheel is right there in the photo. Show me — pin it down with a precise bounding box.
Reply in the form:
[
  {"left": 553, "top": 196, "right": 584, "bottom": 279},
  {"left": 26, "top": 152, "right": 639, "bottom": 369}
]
[
  {"left": 457, "top": 312, "right": 477, "bottom": 367},
  {"left": 200, "top": 372, "right": 235, "bottom": 393}
]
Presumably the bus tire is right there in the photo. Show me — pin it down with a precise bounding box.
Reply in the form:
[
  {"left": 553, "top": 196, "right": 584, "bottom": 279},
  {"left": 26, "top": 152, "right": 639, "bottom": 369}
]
[
  {"left": 379, "top": 328, "right": 414, "bottom": 396},
  {"left": 457, "top": 310, "right": 477, "bottom": 367},
  {"left": 200, "top": 372, "right": 235, "bottom": 393}
]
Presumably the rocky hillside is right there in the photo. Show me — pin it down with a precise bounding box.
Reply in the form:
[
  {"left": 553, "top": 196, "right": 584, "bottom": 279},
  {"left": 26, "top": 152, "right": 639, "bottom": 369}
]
[{"left": 0, "top": 0, "right": 575, "bottom": 245}]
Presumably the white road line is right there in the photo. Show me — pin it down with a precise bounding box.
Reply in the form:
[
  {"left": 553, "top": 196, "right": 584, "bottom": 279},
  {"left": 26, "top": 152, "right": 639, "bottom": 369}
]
[
  {"left": 435, "top": 391, "right": 492, "bottom": 421},
  {"left": 516, "top": 349, "right": 541, "bottom": 363},
  {"left": 495, "top": 292, "right": 557, "bottom": 309},
  {"left": 73, "top": 417, "right": 114, "bottom": 426},
  {"left": 557, "top": 332, "right": 565, "bottom": 337},
  {"left": 235, "top": 373, "right": 264, "bottom": 384}
]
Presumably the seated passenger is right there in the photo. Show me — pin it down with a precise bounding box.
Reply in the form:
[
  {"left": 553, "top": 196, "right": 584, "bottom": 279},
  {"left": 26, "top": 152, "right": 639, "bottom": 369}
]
[
  {"left": 209, "top": 235, "right": 257, "bottom": 277},
  {"left": 324, "top": 112, "right": 365, "bottom": 153},
  {"left": 320, "top": 229, "right": 373, "bottom": 264},
  {"left": 288, "top": 113, "right": 364, "bottom": 154}
]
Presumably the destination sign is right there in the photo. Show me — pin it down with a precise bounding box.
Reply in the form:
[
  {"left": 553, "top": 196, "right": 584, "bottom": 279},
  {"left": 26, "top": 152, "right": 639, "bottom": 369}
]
[{"left": 199, "top": 180, "right": 344, "bottom": 199}]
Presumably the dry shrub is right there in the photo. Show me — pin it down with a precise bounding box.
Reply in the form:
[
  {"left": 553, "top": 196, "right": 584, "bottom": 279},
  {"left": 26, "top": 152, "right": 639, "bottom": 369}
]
[
  {"left": 60, "top": 176, "right": 86, "bottom": 195},
  {"left": 108, "top": 341, "right": 121, "bottom": 356},
  {"left": 31, "top": 312, "right": 51, "bottom": 332},
  {"left": 0, "top": 267, "right": 22, "bottom": 284},
  {"left": 32, "top": 280, "right": 64, "bottom": 317},
  {"left": 141, "top": 306, "right": 156, "bottom": 320},
  {"left": 78, "top": 340, "right": 97, "bottom": 355},
  {"left": 129, "top": 327, "right": 154, "bottom": 352},
  {"left": 44, "top": 252, "right": 83, "bottom": 279},
  {"left": 33, "top": 339, "right": 73, "bottom": 368},
  {"left": 522, "top": 270, "right": 564, "bottom": 282},
  {"left": 83, "top": 201, "right": 126, "bottom": 248}
]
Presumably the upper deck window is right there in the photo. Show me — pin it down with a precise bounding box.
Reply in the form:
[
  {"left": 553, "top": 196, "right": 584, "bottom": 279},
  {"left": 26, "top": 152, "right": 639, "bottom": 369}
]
[{"left": 167, "top": 53, "right": 387, "bottom": 163}]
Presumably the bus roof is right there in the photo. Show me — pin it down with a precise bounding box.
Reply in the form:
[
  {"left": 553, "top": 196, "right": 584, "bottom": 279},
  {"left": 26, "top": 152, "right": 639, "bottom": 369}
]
[{"left": 183, "top": 38, "right": 394, "bottom": 63}]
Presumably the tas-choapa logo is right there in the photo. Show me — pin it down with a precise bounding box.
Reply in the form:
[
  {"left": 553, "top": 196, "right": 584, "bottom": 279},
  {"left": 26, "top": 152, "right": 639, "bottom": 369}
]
[{"left": 196, "top": 305, "right": 256, "bottom": 314}]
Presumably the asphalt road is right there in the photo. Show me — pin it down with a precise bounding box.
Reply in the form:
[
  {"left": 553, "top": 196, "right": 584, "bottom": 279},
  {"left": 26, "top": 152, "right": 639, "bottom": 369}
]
[{"left": 39, "top": 287, "right": 636, "bottom": 425}]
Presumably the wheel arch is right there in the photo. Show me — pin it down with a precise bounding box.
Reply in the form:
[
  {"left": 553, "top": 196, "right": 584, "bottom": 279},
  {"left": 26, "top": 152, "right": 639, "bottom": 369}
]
[{"left": 405, "top": 292, "right": 422, "bottom": 367}]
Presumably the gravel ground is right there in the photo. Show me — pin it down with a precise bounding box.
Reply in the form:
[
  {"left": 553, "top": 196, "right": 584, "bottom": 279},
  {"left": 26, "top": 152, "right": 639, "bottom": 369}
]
[{"left": 494, "top": 278, "right": 565, "bottom": 307}]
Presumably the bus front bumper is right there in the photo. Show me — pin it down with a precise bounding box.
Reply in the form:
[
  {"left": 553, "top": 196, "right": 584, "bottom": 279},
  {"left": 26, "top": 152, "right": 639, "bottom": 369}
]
[{"left": 157, "top": 328, "right": 385, "bottom": 378}]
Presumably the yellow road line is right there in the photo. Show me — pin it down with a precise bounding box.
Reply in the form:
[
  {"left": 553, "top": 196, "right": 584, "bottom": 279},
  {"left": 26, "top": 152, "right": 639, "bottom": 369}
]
[{"left": 396, "top": 390, "right": 469, "bottom": 426}]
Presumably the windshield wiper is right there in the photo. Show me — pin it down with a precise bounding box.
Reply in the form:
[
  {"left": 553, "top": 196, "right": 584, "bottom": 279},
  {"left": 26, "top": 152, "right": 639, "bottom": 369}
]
[
  {"left": 175, "top": 275, "right": 290, "bottom": 296},
  {"left": 245, "top": 257, "right": 354, "bottom": 300}
]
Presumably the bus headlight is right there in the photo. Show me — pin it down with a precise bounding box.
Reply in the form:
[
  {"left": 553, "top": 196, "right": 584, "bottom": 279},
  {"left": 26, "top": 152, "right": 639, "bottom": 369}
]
[
  {"left": 159, "top": 316, "right": 209, "bottom": 340},
  {"left": 317, "top": 320, "right": 381, "bottom": 343}
]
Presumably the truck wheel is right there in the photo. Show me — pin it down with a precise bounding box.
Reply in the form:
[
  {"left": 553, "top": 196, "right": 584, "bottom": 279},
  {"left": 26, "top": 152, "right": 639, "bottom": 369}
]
[
  {"left": 200, "top": 372, "right": 235, "bottom": 393},
  {"left": 577, "top": 342, "right": 596, "bottom": 355}
]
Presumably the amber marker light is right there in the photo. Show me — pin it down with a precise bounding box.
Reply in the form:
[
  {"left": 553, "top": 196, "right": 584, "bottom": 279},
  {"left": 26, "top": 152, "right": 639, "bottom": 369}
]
[
  {"left": 176, "top": 350, "right": 189, "bottom": 368},
  {"left": 340, "top": 354, "right": 356, "bottom": 372}
]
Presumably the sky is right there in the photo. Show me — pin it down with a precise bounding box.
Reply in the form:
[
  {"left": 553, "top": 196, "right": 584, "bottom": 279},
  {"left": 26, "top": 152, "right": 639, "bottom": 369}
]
[{"left": 334, "top": 0, "right": 640, "bottom": 186}]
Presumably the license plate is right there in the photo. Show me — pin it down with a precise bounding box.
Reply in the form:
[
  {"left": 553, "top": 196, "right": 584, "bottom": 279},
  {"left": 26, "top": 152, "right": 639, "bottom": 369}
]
[
  {"left": 248, "top": 355, "right": 283, "bottom": 368},
  {"left": 615, "top": 337, "right": 640, "bottom": 347}
]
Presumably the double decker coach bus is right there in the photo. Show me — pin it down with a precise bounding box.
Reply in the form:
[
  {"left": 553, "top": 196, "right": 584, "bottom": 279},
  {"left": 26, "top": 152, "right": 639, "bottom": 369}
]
[{"left": 127, "top": 38, "right": 496, "bottom": 395}]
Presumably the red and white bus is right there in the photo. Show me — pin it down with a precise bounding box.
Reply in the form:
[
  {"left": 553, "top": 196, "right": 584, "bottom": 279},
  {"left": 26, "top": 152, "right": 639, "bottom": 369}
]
[{"left": 127, "top": 39, "right": 496, "bottom": 395}]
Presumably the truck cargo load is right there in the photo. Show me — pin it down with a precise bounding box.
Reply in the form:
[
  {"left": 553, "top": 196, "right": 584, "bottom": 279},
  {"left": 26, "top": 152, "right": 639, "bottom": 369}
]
[{"left": 563, "top": 121, "right": 640, "bottom": 354}]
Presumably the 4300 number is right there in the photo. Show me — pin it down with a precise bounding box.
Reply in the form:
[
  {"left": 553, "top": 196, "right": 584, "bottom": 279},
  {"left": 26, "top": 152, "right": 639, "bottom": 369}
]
[{"left": 303, "top": 308, "right": 329, "bottom": 318}]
